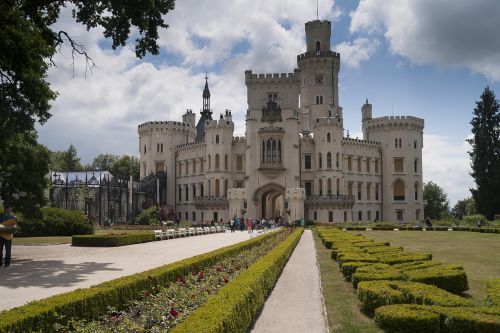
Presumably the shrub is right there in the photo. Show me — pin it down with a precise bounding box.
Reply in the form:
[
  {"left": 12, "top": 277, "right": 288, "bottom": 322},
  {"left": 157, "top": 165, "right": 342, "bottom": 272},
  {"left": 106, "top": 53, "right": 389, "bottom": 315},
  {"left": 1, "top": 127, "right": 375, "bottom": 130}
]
[
  {"left": 375, "top": 304, "right": 500, "bottom": 333},
  {"left": 0, "top": 230, "right": 286, "bottom": 333},
  {"left": 366, "top": 246, "right": 403, "bottom": 255},
  {"left": 72, "top": 232, "right": 155, "bottom": 247},
  {"left": 15, "top": 207, "right": 93, "bottom": 237},
  {"left": 134, "top": 206, "right": 159, "bottom": 225},
  {"left": 463, "top": 214, "right": 487, "bottom": 225},
  {"left": 352, "top": 264, "right": 402, "bottom": 288},
  {"left": 487, "top": 278, "right": 500, "bottom": 307},
  {"left": 341, "top": 261, "right": 372, "bottom": 279},
  {"left": 171, "top": 228, "right": 303, "bottom": 333},
  {"left": 377, "top": 253, "right": 432, "bottom": 265},
  {"left": 402, "top": 265, "right": 468, "bottom": 294}
]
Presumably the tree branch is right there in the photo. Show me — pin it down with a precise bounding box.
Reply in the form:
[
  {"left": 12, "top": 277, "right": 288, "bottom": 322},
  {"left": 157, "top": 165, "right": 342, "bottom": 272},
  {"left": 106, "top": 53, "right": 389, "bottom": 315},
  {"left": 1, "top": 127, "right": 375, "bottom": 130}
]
[{"left": 52, "top": 30, "right": 96, "bottom": 78}]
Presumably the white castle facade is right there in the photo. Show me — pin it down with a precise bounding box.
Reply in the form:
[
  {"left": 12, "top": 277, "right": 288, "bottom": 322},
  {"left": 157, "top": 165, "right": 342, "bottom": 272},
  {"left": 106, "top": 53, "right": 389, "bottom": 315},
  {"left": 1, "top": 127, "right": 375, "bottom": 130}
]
[{"left": 138, "top": 19, "right": 424, "bottom": 224}]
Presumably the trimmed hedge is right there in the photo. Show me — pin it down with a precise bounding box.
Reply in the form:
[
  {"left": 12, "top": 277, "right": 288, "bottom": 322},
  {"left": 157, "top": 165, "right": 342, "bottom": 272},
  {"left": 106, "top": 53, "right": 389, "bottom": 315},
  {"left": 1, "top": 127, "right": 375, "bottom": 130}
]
[
  {"left": 72, "top": 232, "right": 155, "bottom": 247},
  {"left": 486, "top": 278, "right": 500, "bottom": 307},
  {"left": 402, "top": 264, "right": 468, "bottom": 294},
  {"left": 352, "top": 264, "right": 403, "bottom": 288},
  {"left": 375, "top": 304, "right": 500, "bottom": 333},
  {"left": 341, "top": 261, "right": 371, "bottom": 279},
  {"left": 357, "top": 280, "right": 473, "bottom": 314},
  {"left": 171, "top": 228, "right": 304, "bottom": 333},
  {"left": 0, "top": 229, "right": 286, "bottom": 333}
]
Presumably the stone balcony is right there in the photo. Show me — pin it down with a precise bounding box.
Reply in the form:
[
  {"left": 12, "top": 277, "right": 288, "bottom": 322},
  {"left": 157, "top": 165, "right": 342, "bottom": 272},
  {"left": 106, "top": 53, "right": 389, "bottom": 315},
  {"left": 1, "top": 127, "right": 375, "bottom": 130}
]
[
  {"left": 304, "top": 195, "right": 355, "bottom": 209},
  {"left": 193, "top": 196, "right": 229, "bottom": 209}
]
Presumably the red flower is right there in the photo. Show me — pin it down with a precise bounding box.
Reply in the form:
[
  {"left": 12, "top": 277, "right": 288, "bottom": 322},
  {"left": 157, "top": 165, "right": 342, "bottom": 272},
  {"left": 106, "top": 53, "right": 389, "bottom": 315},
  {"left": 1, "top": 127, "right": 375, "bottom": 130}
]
[
  {"left": 144, "top": 291, "right": 152, "bottom": 297},
  {"left": 224, "top": 276, "right": 229, "bottom": 284},
  {"left": 169, "top": 309, "right": 179, "bottom": 317},
  {"left": 176, "top": 276, "right": 185, "bottom": 284},
  {"left": 110, "top": 314, "right": 121, "bottom": 321},
  {"left": 215, "top": 265, "right": 222, "bottom": 272}
]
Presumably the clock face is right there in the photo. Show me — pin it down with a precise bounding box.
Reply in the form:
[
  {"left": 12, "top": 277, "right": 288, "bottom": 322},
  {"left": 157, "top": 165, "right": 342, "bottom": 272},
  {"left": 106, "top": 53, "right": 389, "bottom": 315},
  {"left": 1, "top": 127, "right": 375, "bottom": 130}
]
[{"left": 315, "top": 75, "right": 324, "bottom": 85}]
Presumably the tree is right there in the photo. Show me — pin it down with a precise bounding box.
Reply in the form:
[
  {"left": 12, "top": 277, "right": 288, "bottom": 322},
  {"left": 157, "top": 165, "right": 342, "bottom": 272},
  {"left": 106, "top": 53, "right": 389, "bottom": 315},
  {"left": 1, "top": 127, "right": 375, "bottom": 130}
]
[
  {"left": 451, "top": 197, "right": 476, "bottom": 220},
  {"left": 0, "top": 1, "right": 175, "bottom": 214},
  {"left": 49, "top": 144, "right": 83, "bottom": 171},
  {"left": 423, "top": 181, "right": 450, "bottom": 220},
  {"left": 91, "top": 154, "right": 119, "bottom": 171},
  {"left": 467, "top": 87, "right": 500, "bottom": 220},
  {"left": 0, "top": 132, "right": 50, "bottom": 217},
  {"left": 111, "top": 155, "right": 140, "bottom": 181}
]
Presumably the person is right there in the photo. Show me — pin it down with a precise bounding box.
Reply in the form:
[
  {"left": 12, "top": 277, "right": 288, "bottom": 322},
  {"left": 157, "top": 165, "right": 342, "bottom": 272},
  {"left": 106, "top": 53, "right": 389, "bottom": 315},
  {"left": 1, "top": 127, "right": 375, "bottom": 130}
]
[
  {"left": 240, "top": 216, "right": 245, "bottom": 232},
  {"left": 246, "top": 217, "right": 253, "bottom": 233},
  {"left": 0, "top": 204, "right": 17, "bottom": 268},
  {"left": 300, "top": 218, "right": 305, "bottom": 227},
  {"left": 425, "top": 217, "right": 432, "bottom": 227},
  {"left": 230, "top": 218, "right": 235, "bottom": 233}
]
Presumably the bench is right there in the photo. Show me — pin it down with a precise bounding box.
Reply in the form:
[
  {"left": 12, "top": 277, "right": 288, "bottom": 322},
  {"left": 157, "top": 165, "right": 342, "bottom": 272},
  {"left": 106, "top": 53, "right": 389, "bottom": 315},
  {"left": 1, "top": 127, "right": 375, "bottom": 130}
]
[
  {"left": 164, "top": 229, "right": 175, "bottom": 239},
  {"left": 177, "top": 228, "right": 187, "bottom": 237},
  {"left": 187, "top": 227, "right": 195, "bottom": 236},
  {"left": 154, "top": 230, "right": 163, "bottom": 240}
]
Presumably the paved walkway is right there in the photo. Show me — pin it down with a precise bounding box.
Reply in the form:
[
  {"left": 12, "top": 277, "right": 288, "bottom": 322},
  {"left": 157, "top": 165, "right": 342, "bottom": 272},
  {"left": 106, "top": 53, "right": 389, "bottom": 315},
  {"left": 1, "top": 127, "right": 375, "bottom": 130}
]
[
  {"left": 251, "top": 230, "right": 328, "bottom": 333},
  {"left": 0, "top": 231, "right": 253, "bottom": 311}
]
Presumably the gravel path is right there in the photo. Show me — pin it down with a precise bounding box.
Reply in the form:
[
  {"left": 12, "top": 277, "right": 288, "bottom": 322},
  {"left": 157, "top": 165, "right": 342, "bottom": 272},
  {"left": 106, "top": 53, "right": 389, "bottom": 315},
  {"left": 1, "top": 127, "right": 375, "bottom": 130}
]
[
  {"left": 0, "top": 231, "right": 252, "bottom": 311},
  {"left": 251, "top": 229, "right": 328, "bottom": 333}
]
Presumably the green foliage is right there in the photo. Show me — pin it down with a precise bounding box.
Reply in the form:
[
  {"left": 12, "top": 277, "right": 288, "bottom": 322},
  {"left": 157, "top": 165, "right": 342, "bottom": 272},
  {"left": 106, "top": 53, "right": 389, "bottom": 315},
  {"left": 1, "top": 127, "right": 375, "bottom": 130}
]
[
  {"left": 375, "top": 304, "right": 500, "bottom": 333},
  {"left": 357, "top": 280, "right": 473, "bottom": 315},
  {"left": 402, "top": 264, "right": 469, "bottom": 294},
  {"left": 468, "top": 87, "right": 500, "bottom": 221},
  {"left": 341, "top": 261, "right": 371, "bottom": 279},
  {"left": 0, "top": 229, "right": 285, "bottom": 333},
  {"left": 50, "top": 144, "right": 83, "bottom": 171},
  {"left": 134, "top": 206, "right": 158, "bottom": 225},
  {"left": 72, "top": 232, "right": 154, "bottom": 247},
  {"left": 91, "top": 153, "right": 119, "bottom": 171},
  {"left": 110, "top": 155, "right": 140, "bottom": 181},
  {"left": 16, "top": 207, "right": 93, "bottom": 236},
  {"left": 424, "top": 181, "right": 450, "bottom": 220},
  {"left": 171, "top": 229, "right": 303, "bottom": 333},
  {"left": 463, "top": 214, "right": 487, "bottom": 225},
  {"left": 352, "top": 264, "right": 403, "bottom": 288},
  {"left": 486, "top": 278, "right": 500, "bottom": 307}
]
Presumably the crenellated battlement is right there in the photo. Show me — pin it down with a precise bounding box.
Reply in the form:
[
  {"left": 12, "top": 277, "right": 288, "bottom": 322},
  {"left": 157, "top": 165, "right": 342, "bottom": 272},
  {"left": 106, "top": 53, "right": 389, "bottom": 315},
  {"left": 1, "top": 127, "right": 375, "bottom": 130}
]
[
  {"left": 232, "top": 136, "right": 246, "bottom": 144},
  {"left": 312, "top": 116, "right": 343, "bottom": 128},
  {"left": 175, "top": 140, "right": 206, "bottom": 151},
  {"left": 206, "top": 118, "right": 234, "bottom": 129},
  {"left": 245, "top": 70, "right": 300, "bottom": 85},
  {"left": 364, "top": 115, "right": 424, "bottom": 131},
  {"left": 297, "top": 50, "right": 340, "bottom": 62},
  {"left": 138, "top": 120, "right": 194, "bottom": 135},
  {"left": 342, "top": 137, "right": 382, "bottom": 148}
]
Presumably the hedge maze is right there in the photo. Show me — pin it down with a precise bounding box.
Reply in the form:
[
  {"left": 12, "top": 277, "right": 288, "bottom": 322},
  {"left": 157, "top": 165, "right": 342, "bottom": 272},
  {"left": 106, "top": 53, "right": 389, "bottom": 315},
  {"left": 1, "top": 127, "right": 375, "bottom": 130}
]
[{"left": 317, "top": 227, "right": 500, "bottom": 333}]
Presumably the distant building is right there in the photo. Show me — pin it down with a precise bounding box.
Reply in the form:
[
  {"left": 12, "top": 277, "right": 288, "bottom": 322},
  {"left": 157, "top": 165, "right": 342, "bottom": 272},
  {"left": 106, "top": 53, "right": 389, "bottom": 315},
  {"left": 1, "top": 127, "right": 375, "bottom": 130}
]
[{"left": 138, "top": 19, "right": 424, "bottom": 223}]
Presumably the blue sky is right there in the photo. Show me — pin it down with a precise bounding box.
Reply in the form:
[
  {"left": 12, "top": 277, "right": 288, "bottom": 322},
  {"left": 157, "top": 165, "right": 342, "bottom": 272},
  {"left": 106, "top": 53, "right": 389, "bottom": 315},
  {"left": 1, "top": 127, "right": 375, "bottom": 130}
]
[{"left": 38, "top": 0, "right": 500, "bottom": 205}]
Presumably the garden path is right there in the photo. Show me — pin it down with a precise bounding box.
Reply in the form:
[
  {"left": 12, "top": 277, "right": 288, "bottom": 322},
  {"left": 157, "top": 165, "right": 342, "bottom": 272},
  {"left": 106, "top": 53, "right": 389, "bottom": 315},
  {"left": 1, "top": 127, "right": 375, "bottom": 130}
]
[
  {"left": 251, "top": 229, "right": 328, "bottom": 333},
  {"left": 0, "top": 231, "right": 252, "bottom": 311}
]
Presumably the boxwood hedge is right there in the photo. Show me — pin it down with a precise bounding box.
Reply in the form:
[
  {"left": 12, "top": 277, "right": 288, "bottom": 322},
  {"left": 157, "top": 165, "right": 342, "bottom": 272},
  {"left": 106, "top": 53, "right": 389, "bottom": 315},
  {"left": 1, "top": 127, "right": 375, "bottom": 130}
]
[
  {"left": 486, "top": 278, "right": 500, "bottom": 307},
  {"left": 72, "top": 232, "right": 155, "bottom": 247}
]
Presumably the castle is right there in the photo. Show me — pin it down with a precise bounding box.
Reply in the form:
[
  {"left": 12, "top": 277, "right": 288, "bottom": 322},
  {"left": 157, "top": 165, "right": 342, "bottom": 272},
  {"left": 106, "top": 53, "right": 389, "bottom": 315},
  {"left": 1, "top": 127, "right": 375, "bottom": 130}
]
[{"left": 138, "top": 19, "right": 424, "bottom": 224}]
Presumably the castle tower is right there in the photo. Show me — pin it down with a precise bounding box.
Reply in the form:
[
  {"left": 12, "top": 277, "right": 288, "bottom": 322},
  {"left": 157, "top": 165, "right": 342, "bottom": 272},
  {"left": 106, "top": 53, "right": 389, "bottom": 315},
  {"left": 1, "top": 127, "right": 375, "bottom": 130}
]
[
  {"left": 297, "top": 20, "right": 341, "bottom": 128},
  {"left": 361, "top": 99, "right": 373, "bottom": 139},
  {"left": 195, "top": 74, "right": 213, "bottom": 141},
  {"left": 182, "top": 109, "right": 196, "bottom": 127}
]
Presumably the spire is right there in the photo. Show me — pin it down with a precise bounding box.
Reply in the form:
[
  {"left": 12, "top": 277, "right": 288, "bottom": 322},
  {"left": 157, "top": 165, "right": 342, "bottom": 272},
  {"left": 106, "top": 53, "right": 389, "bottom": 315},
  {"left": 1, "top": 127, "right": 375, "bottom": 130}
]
[
  {"left": 196, "top": 73, "right": 213, "bottom": 141},
  {"left": 202, "top": 72, "right": 211, "bottom": 108}
]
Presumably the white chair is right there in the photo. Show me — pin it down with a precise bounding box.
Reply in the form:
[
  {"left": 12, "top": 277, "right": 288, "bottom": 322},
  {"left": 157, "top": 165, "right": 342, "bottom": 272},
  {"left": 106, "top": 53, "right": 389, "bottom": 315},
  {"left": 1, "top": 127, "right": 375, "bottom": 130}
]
[
  {"left": 177, "top": 228, "right": 187, "bottom": 237},
  {"left": 196, "top": 227, "right": 204, "bottom": 235},
  {"left": 210, "top": 226, "right": 217, "bottom": 233},
  {"left": 154, "top": 230, "right": 163, "bottom": 240},
  {"left": 188, "top": 227, "right": 195, "bottom": 236},
  {"left": 165, "top": 229, "right": 175, "bottom": 239},
  {"left": 216, "top": 226, "right": 221, "bottom": 233},
  {"left": 203, "top": 227, "right": 211, "bottom": 234}
]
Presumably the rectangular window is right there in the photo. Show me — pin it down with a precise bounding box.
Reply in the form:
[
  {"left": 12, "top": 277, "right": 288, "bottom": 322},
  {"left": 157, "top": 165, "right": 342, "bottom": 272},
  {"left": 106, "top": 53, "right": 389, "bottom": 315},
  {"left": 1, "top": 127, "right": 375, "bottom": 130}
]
[
  {"left": 155, "top": 162, "right": 164, "bottom": 174},
  {"left": 200, "top": 159, "right": 204, "bottom": 172},
  {"left": 366, "top": 158, "right": 371, "bottom": 173},
  {"left": 376, "top": 211, "right": 380, "bottom": 221},
  {"left": 396, "top": 210, "right": 404, "bottom": 222},
  {"left": 367, "top": 183, "right": 371, "bottom": 200},
  {"left": 193, "top": 160, "right": 196, "bottom": 174},
  {"left": 304, "top": 181, "right": 312, "bottom": 197},
  {"left": 357, "top": 183, "right": 362, "bottom": 200},
  {"left": 357, "top": 157, "right": 361, "bottom": 172},
  {"left": 414, "top": 140, "right": 417, "bottom": 149},
  {"left": 315, "top": 75, "right": 324, "bottom": 85},
  {"left": 414, "top": 158, "right": 418, "bottom": 173},
  {"left": 236, "top": 155, "right": 243, "bottom": 171},
  {"left": 358, "top": 211, "right": 362, "bottom": 222},
  {"left": 192, "top": 211, "right": 196, "bottom": 221},
  {"left": 185, "top": 161, "right": 189, "bottom": 175},
  {"left": 348, "top": 156, "right": 352, "bottom": 171},
  {"left": 375, "top": 159, "right": 379, "bottom": 173},
  {"left": 375, "top": 184, "right": 379, "bottom": 201},
  {"left": 368, "top": 211, "right": 372, "bottom": 222},
  {"left": 314, "top": 211, "right": 317, "bottom": 221},
  {"left": 316, "top": 95, "right": 323, "bottom": 104},
  {"left": 304, "top": 154, "right": 312, "bottom": 170},
  {"left": 348, "top": 182, "right": 353, "bottom": 196},
  {"left": 394, "top": 158, "right": 404, "bottom": 173},
  {"left": 213, "top": 212, "right": 218, "bottom": 222},
  {"left": 185, "top": 212, "right": 188, "bottom": 221},
  {"left": 329, "top": 211, "right": 333, "bottom": 222}
]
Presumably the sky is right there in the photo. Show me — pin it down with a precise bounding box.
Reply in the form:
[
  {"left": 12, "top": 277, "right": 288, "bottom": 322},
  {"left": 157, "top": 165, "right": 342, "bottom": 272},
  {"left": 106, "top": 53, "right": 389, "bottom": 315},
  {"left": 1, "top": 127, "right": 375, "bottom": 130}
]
[{"left": 37, "top": 0, "right": 500, "bottom": 205}]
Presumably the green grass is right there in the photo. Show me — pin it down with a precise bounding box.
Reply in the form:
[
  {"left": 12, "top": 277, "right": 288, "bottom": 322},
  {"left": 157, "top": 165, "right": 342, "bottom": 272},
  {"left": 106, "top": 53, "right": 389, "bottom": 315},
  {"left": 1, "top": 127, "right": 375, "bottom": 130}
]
[
  {"left": 14, "top": 229, "right": 153, "bottom": 246},
  {"left": 352, "top": 231, "right": 500, "bottom": 305},
  {"left": 313, "top": 230, "right": 382, "bottom": 333}
]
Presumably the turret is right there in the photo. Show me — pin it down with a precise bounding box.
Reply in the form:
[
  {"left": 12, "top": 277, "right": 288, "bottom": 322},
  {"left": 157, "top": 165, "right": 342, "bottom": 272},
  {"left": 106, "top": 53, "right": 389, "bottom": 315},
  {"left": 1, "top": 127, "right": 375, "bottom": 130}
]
[
  {"left": 361, "top": 99, "right": 373, "bottom": 139},
  {"left": 305, "top": 20, "right": 331, "bottom": 53},
  {"left": 195, "top": 74, "right": 213, "bottom": 141},
  {"left": 182, "top": 109, "right": 196, "bottom": 127}
]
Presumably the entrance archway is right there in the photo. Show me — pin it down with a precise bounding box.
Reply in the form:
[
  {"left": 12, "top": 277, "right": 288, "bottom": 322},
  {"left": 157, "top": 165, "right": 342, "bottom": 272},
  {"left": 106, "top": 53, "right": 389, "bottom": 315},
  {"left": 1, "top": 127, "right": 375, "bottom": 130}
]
[{"left": 253, "top": 183, "right": 286, "bottom": 219}]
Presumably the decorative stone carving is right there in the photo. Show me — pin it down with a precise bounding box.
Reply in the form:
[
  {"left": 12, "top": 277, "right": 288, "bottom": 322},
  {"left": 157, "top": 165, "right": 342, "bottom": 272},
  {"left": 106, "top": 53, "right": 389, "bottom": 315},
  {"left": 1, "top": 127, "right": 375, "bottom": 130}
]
[{"left": 261, "top": 100, "right": 282, "bottom": 124}]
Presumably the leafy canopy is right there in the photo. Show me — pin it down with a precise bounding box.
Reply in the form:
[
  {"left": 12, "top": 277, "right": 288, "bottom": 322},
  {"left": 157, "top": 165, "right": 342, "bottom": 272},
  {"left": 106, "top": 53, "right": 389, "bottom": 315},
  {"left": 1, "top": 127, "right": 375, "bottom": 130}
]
[{"left": 423, "top": 181, "right": 450, "bottom": 220}]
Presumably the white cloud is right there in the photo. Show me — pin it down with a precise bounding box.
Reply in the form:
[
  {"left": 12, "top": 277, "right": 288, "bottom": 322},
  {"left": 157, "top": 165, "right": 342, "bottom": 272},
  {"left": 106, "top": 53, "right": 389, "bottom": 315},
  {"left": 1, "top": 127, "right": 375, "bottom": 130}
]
[
  {"left": 336, "top": 38, "right": 378, "bottom": 68},
  {"left": 423, "top": 134, "right": 474, "bottom": 205},
  {"left": 349, "top": 0, "right": 500, "bottom": 81}
]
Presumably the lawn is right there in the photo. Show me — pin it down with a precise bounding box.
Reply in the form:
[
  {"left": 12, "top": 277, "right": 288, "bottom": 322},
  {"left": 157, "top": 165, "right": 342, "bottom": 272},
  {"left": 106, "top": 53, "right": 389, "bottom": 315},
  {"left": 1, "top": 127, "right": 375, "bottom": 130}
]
[
  {"left": 352, "top": 230, "right": 500, "bottom": 305},
  {"left": 313, "top": 230, "right": 382, "bottom": 333},
  {"left": 13, "top": 228, "right": 153, "bottom": 246}
]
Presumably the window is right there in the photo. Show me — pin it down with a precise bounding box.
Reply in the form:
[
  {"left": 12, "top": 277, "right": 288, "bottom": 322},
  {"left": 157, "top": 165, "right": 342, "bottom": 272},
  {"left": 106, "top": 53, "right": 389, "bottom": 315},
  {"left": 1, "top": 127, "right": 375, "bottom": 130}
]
[
  {"left": 344, "top": 211, "right": 347, "bottom": 222},
  {"left": 394, "top": 179, "right": 405, "bottom": 201},
  {"left": 213, "top": 212, "right": 218, "bottom": 222},
  {"left": 375, "top": 184, "right": 379, "bottom": 201},
  {"left": 236, "top": 155, "right": 243, "bottom": 171},
  {"left": 358, "top": 183, "right": 362, "bottom": 200},
  {"left": 200, "top": 183, "right": 204, "bottom": 196},
  {"left": 348, "top": 156, "right": 352, "bottom": 171},
  {"left": 178, "top": 162, "right": 182, "bottom": 176},
  {"left": 185, "top": 212, "right": 188, "bottom": 221},
  {"left": 315, "top": 75, "right": 324, "bottom": 85},
  {"left": 185, "top": 185, "right": 189, "bottom": 201},
  {"left": 316, "top": 95, "right": 323, "bottom": 104},
  {"left": 358, "top": 211, "right": 362, "bottom": 222},
  {"left": 215, "top": 134, "right": 219, "bottom": 144},
  {"left": 367, "top": 183, "right": 371, "bottom": 200},
  {"left": 327, "top": 152, "right": 332, "bottom": 168},
  {"left": 348, "top": 182, "right": 353, "bottom": 196},
  {"left": 375, "top": 159, "right": 379, "bottom": 173},
  {"left": 316, "top": 40, "right": 321, "bottom": 52},
  {"left": 368, "top": 211, "right": 372, "bottom": 222},
  {"left": 336, "top": 178, "right": 340, "bottom": 196},
  {"left": 304, "top": 181, "right": 312, "bottom": 197},
  {"left": 394, "top": 158, "right": 404, "bottom": 173},
  {"left": 414, "top": 140, "right": 417, "bottom": 149},
  {"left": 336, "top": 152, "right": 339, "bottom": 168},
  {"left": 225, "top": 154, "right": 228, "bottom": 170},
  {"left": 327, "top": 178, "right": 332, "bottom": 196},
  {"left": 327, "top": 132, "right": 331, "bottom": 142},
  {"left": 215, "top": 179, "right": 220, "bottom": 197},
  {"left": 414, "top": 159, "right": 418, "bottom": 173},
  {"left": 357, "top": 157, "right": 361, "bottom": 172},
  {"left": 314, "top": 211, "right": 317, "bottom": 221},
  {"left": 329, "top": 211, "right": 333, "bottom": 222},
  {"left": 318, "top": 179, "right": 323, "bottom": 196},
  {"left": 414, "top": 182, "right": 419, "bottom": 201},
  {"left": 144, "top": 145, "right": 147, "bottom": 154},
  {"left": 178, "top": 186, "right": 182, "bottom": 202},
  {"left": 155, "top": 162, "right": 164, "bottom": 174},
  {"left": 161, "top": 143, "right": 163, "bottom": 153},
  {"left": 185, "top": 161, "right": 188, "bottom": 175},
  {"left": 215, "top": 154, "right": 220, "bottom": 170},
  {"left": 304, "top": 154, "right": 312, "bottom": 170},
  {"left": 224, "top": 179, "right": 228, "bottom": 196},
  {"left": 200, "top": 158, "right": 204, "bottom": 172},
  {"left": 192, "top": 211, "right": 196, "bottom": 221},
  {"left": 157, "top": 143, "right": 159, "bottom": 152},
  {"left": 192, "top": 184, "right": 196, "bottom": 198},
  {"left": 396, "top": 210, "right": 404, "bottom": 222},
  {"left": 376, "top": 211, "right": 380, "bottom": 221},
  {"left": 318, "top": 153, "right": 322, "bottom": 169},
  {"left": 366, "top": 158, "right": 371, "bottom": 173},
  {"left": 193, "top": 160, "right": 196, "bottom": 174},
  {"left": 235, "top": 181, "right": 244, "bottom": 189},
  {"left": 262, "top": 138, "right": 282, "bottom": 164},
  {"left": 395, "top": 138, "right": 402, "bottom": 148},
  {"left": 208, "top": 155, "right": 211, "bottom": 170}
]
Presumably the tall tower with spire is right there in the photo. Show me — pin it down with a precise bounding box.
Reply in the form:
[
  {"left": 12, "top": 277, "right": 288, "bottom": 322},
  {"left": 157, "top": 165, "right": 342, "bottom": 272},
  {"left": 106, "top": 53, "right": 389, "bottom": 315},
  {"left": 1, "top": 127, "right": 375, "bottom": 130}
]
[{"left": 196, "top": 74, "right": 213, "bottom": 141}]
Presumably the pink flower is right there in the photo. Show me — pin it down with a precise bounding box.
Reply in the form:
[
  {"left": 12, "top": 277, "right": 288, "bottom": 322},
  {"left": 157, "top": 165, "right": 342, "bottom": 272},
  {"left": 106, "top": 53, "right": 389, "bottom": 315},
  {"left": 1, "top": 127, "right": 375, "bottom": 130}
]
[{"left": 169, "top": 309, "right": 179, "bottom": 317}]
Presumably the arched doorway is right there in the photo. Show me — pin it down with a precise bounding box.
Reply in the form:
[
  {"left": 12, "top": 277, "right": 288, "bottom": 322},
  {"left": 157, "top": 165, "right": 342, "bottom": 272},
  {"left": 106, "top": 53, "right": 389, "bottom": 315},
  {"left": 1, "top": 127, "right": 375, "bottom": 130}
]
[{"left": 253, "top": 183, "right": 286, "bottom": 219}]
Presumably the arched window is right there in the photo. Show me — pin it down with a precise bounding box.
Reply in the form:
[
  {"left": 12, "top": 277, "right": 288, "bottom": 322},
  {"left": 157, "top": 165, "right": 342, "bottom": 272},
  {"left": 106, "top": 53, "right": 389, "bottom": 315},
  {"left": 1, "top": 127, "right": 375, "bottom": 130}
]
[
  {"left": 224, "top": 179, "right": 228, "bottom": 196},
  {"left": 315, "top": 40, "right": 321, "bottom": 54},
  {"left": 327, "top": 132, "right": 331, "bottom": 142},
  {"left": 192, "top": 184, "right": 196, "bottom": 198},
  {"left": 178, "top": 186, "right": 182, "bottom": 202},
  {"left": 215, "top": 154, "right": 220, "bottom": 170},
  {"left": 319, "top": 179, "right": 323, "bottom": 196},
  {"left": 336, "top": 178, "right": 340, "bottom": 196},
  {"left": 224, "top": 154, "right": 228, "bottom": 170},
  {"left": 327, "top": 152, "right": 332, "bottom": 169},
  {"left": 271, "top": 139, "right": 277, "bottom": 162},
  {"left": 208, "top": 155, "right": 211, "bottom": 170},
  {"left": 327, "top": 178, "right": 332, "bottom": 196},
  {"left": 262, "top": 138, "right": 282, "bottom": 164},
  {"left": 215, "top": 134, "right": 219, "bottom": 144},
  {"left": 393, "top": 179, "right": 405, "bottom": 201},
  {"left": 157, "top": 143, "right": 159, "bottom": 152},
  {"left": 215, "top": 179, "right": 220, "bottom": 197},
  {"left": 262, "top": 141, "right": 265, "bottom": 162},
  {"left": 414, "top": 182, "right": 419, "bottom": 201},
  {"left": 318, "top": 153, "right": 322, "bottom": 169},
  {"left": 185, "top": 185, "right": 189, "bottom": 201}
]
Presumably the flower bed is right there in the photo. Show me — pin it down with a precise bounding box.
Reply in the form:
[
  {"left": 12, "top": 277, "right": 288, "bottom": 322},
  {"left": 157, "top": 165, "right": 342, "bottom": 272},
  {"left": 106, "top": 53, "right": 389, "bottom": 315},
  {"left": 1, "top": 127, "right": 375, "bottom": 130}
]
[
  {"left": 72, "top": 232, "right": 155, "bottom": 247},
  {"left": 60, "top": 230, "right": 292, "bottom": 332},
  {"left": 0, "top": 229, "right": 285, "bottom": 333}
]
